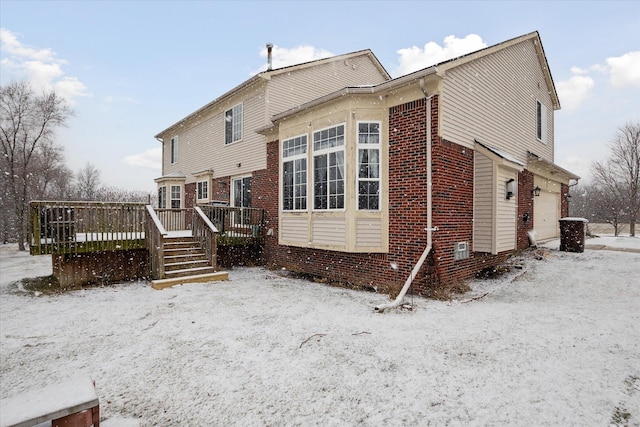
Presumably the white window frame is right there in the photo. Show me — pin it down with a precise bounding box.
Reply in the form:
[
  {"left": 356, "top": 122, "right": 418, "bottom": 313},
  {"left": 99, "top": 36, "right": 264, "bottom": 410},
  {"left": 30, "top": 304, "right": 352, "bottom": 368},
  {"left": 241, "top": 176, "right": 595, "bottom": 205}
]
[
  {"left": 225, "top": 103, "right": 243, "bottom": 144},
  {"left": 356, "top": 121, "right": 381, "bottom": 211},
  {"left": 158, "top": 186, "right": 167, "bottom": 209},
  {"left": 282, "top": 134, "right": 308, "bottom": 211},
  {"left": 536, "top": 100, "right": 547, "bottom": 143},
  {"left": 170, "top": 136, "right": 178, "bottom": 164},
  {"left": 313, "top": 123, "right": 346, "bottom": 211},
  {"left": 170, "top": 185, "right": 181, "bottom": 209},
  {"left": 197, "top": 180, "right": 209, "bottom": 201}
]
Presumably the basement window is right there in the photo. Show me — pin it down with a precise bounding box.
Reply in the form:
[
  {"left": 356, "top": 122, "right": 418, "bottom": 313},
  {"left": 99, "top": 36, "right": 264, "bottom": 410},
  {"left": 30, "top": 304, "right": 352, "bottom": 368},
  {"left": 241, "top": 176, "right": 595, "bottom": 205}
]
[{"left": 454, "top": 241, "right": 470, "bottom": 261}]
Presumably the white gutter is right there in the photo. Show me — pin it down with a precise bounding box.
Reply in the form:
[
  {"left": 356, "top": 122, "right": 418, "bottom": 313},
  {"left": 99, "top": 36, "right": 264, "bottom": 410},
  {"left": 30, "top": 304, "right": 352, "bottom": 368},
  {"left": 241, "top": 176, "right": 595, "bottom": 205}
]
[{"left": 375, "top": 80, "right": 437, "bottom": 312}]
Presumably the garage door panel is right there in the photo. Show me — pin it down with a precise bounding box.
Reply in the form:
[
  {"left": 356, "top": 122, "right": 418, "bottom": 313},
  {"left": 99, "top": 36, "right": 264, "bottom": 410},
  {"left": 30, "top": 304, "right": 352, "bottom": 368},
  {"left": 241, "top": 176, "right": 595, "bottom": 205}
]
[{"left": 534, "top": 191, "right": 559, "bottom": 240}]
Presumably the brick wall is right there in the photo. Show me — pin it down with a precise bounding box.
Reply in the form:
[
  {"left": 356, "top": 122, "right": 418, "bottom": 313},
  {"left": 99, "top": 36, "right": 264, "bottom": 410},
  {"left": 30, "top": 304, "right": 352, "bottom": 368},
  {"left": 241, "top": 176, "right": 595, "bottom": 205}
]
[
  {"left": 561, "top": 183, "right": 569, "bottom": 218},
  {"left": 517, "top": 169, "right": 535, "bottom": 249},
  {"left": 211, "top": 178, "right": 230, "bottom": 204}
]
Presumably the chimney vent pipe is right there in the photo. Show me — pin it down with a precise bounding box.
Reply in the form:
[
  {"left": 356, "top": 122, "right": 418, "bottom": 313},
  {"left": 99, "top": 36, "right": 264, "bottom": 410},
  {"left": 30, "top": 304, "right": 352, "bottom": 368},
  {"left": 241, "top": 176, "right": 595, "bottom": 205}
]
[{"left": 266, "top": 43, "right": 273, "bottom": 71}]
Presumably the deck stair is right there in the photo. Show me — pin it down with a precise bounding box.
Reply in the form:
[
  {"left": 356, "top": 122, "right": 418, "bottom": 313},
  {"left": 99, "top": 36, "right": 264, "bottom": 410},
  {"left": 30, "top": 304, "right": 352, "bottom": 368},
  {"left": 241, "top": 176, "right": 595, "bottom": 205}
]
[{"left": 152, "top": 235, "right": 228, "bottom": 289}]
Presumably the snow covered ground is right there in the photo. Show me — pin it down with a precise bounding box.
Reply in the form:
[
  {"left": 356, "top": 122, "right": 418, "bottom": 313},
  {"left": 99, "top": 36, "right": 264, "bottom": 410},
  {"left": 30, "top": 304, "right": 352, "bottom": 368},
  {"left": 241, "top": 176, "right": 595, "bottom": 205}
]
[{"left": 1, "top": 236, "right": 639, "bottom": 426}]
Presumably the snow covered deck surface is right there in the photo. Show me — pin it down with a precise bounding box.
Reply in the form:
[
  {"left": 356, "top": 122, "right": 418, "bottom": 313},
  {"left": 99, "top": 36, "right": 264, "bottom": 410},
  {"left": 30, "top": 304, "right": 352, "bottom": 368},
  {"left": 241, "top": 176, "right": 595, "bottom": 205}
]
[
  {"left": 38, "top": 232, "right": 146, "bottom": 244},
  {"left": 0, "top": 376, "right": 98, "bottom": 427}
]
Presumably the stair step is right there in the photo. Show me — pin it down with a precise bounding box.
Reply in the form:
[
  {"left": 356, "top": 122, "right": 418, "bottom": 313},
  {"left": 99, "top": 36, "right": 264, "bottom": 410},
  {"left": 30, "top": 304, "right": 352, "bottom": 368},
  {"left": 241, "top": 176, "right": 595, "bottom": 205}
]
[
  {"left": 164, "top": 266, "right": 216, "bottom": 278},
  {"left": 165, "top": 253, "right": 208, "bottom": 262},
  {"left": 152, "top": 271, "right": 229, "bottom": 290},
  {"left": 165, "top": 260, "right": 211, "bottom": 271}
]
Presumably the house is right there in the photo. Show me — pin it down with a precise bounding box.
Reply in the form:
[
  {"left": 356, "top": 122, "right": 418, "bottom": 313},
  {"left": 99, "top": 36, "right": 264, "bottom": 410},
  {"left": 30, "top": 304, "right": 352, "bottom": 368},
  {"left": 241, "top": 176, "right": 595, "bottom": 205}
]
[{"left": 155, "top": 31, "right": 579, "bottom": 297}]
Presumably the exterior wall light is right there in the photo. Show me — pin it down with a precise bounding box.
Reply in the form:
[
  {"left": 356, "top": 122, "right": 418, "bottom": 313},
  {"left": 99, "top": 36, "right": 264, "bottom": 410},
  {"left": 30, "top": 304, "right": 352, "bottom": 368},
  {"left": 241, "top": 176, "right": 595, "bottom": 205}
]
[
  {"left": 532, "top": 186, "right": 541, "bottom": 197},
  {"left": 505, "top": 178, "right": 515, "bottom": 200}
]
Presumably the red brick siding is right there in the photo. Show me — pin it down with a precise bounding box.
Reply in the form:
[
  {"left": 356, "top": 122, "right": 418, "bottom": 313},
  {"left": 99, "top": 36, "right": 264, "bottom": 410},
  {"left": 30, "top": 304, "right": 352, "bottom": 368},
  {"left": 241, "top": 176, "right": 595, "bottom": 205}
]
[
  {"left": 517, "top": 169, "right": 535, "bottom": 249},
  {"left": 211, "top": 178, "right": 230, "bottom": 204},
  {"left": 184, "top": 183, "right": 195, "bottom": 209},
  {"left": 561, "top": 183, "right": 569, "bottom": 218}
]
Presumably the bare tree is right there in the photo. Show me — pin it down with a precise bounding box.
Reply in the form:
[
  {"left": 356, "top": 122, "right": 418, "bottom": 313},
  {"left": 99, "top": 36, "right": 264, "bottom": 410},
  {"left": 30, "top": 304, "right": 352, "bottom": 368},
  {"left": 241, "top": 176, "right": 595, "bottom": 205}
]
[
  {"left": 592, "top": 122, "right": 640, "bottom": 236},
  {"left": 0, "top": 81, "right": 73, "bottom": 250},
  {"left": 74, "top": 162, "right": 102, "bottom": 200},
  {"left": 29, "top": 142, "right": 73, "bottom": 200}
]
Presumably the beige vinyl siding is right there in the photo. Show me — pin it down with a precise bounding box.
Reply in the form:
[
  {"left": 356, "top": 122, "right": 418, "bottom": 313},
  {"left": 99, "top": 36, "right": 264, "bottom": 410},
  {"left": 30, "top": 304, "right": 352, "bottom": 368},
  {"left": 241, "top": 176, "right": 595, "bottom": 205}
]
[
  {"left": 280, "top": 216, "right": 309, "bottom": 244},
  {"left": 162, "top": 86, "right": 267, "bottom": 184},
  {"left": 267, "top": 54, "right": 389, "bottom": 116},
  {"left": 356, "top": 217, "right": 382, "bottom": 248},
  {"left": 496, "top": 167, "right": 517, "bottom": 252},
  {"left": 441, "top": 39, "right": 555, "bottom": 164},
  {"left": 473, "top": 151, "right": 494, "bottom": 253},
  {"left": 312, "top": 217, "right": 347, "bottom": 247}
]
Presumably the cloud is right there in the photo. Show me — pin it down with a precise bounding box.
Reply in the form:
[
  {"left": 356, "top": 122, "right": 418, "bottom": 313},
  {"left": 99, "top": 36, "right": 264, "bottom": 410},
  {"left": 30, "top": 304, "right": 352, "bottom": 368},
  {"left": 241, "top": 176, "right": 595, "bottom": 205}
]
[
  {"left": 122, "top": 147, "right": 162, "bottom": 170},
  {"left": 253, "top": 44, "right": 334, "bottom": 74},
  {"left": 393, "top": 34, "right": 488, "bottom": 77},
  {"left": 556, "top": 74, "right": 595, "bottom": 111},
  {"left": 606, "top": 51, "right": 640, "bottom": 89},
  {"left": 0, "top": 28, "right": 90, "bottom": 105}
]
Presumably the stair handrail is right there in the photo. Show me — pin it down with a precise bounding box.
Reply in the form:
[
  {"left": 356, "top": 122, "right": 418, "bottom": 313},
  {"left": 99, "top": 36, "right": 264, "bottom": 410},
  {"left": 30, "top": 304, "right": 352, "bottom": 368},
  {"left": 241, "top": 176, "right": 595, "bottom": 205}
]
[
  {"left": 145, "top": 205, "right": 168, "bottom": 279},
  {"left": 193, "top": 206, "right": 218, "bottom": 271}
]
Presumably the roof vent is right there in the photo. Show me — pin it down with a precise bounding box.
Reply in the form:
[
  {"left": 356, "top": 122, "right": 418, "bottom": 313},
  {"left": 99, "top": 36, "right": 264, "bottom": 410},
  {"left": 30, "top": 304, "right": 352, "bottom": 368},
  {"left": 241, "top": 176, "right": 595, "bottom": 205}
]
[{"left": 266, "top": 43, "right": 273, "bottom": 71}]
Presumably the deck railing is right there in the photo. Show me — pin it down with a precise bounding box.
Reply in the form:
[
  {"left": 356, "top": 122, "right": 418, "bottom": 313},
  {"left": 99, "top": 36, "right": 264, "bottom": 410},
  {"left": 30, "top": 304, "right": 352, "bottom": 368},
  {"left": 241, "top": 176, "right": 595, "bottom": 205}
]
[
  {"left": 145, "top": 205, "right": 167, "bottom": 279},
  {"left": 154, "top": 209, "right": 188, "bottom": 231},
  {"left": 29, "top": 201, "right": 265, "bottom": 258},
  {"left": 198, "top": 205, "right": 265, "bottom": 246},
  {"left": 192, "top": 207, "right": 218, "bottom": 271},
  {"left": 29, "top": 201, "right": 147, "bottom": 255}
]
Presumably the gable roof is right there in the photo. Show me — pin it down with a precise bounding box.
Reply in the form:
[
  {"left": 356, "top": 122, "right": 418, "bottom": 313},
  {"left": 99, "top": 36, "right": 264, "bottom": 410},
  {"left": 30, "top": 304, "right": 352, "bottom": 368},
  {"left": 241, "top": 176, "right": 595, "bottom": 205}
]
[
  {"left": 266, "top": 31, "right": 558, "bottom": 126},
  {"left": 154, "top": 49, "right": 390, "bottom": 139}
]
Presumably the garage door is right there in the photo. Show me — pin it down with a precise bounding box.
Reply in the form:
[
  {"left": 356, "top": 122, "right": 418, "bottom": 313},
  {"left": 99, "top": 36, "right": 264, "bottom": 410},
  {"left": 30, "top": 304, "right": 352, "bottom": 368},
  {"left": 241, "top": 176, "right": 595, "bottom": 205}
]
[{"left": 534, "top": 190, "right": 560, "bottom": 240}]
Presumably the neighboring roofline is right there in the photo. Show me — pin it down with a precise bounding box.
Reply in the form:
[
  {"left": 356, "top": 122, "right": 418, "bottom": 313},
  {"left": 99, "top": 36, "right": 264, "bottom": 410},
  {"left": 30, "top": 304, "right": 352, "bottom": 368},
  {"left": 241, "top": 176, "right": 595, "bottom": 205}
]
[
  {"left": 154, "top": 49, "right": 390, "bottom": 139},
  {"left": 260, "top": 31, "right": 559, "bottom": 130}
]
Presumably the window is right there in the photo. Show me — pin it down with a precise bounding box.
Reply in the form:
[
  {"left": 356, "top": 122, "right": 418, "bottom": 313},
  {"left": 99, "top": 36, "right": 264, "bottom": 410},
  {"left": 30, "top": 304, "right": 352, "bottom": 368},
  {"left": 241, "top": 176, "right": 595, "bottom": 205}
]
[
  {"left": 170, "top": 137, "right": 178, "bottom": 164},
  {"left": 313, "top": 124, "right": 345, "bottom": 210},
  {"left": 225, "top": 103, "right": 243, "bottom": 144},
  {"left": 170, "top": 185, "right": 181, "bottom": 209},
  {"left": 158, "top": 186, "right": 167, "bottom": 209},
  {"left": 282, "top": 135, "right": 308, "bottom": 211},
  {"left": 357, "top": 122, "right": 381, "bottom": 210},
  {"left": 536, "top": 100, "right": 547, "bottom": 143},
  {"left": 232, "top": 176, "right": 252, "bottom": 208},
  {"left": 197, "top": 180, "right": 208, "bottom": 200}
]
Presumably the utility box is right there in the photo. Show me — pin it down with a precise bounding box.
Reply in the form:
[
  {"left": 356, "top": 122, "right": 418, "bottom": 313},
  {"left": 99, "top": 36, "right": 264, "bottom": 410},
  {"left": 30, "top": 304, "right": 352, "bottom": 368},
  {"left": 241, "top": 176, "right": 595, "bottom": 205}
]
[{"left": 559, "top": 217, "right": 588, "bottom": 253}]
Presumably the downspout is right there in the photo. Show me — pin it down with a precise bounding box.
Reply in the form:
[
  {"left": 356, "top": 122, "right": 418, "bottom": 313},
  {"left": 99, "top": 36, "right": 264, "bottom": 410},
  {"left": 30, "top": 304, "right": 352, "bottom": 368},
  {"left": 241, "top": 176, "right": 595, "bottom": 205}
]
[{"left": 375, "top": 80, "right": 436, "bottom": 312}]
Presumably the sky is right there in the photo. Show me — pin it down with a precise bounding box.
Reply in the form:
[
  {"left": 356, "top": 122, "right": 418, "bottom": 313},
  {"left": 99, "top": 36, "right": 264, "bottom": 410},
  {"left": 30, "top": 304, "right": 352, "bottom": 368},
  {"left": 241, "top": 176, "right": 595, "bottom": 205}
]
[{"left": 1, "top": 1, "right": 639, "bottom": 193}]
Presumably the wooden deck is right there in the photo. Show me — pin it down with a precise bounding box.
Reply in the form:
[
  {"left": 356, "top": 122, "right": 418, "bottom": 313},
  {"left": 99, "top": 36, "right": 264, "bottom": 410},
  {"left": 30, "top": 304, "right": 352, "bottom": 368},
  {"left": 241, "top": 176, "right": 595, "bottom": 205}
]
[
  {"left": 29, "top": 202, "right": 265, "bottom": 256},
  {"left": 29, "top": 201, "right": 265, "bottom": 284}
]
